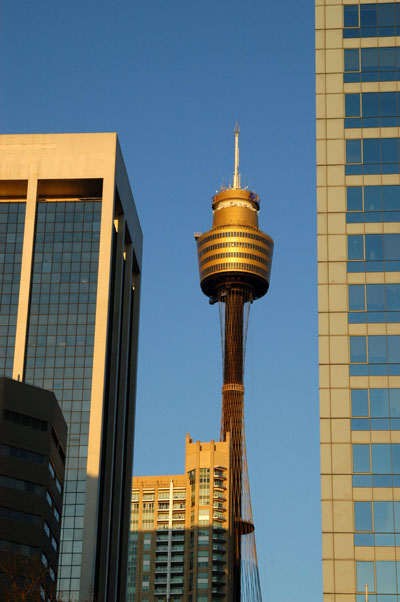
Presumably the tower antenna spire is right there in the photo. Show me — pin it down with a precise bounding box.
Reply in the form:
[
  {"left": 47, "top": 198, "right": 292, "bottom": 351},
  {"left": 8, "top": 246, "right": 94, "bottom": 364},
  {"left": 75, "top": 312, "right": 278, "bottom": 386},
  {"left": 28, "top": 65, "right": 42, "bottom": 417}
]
[{"left": 233, "top": 122, "right": 240, "bottom": 189}]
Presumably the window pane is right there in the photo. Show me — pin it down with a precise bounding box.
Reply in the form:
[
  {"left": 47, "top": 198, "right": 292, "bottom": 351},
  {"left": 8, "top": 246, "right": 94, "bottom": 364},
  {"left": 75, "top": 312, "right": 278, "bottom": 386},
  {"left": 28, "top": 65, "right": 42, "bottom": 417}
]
[
  {"left": 361, "top": 48, "right": 378, "bottom": 71},
  {"left": 349, "top": 285, "right": 365, "bottom": 311},
  {"left": 392, "top": 444, "right": 400, "bottom": 473},
  {"left": 348, "top": 235, "right": 364, "bottom": 259},
  {"left": 344, "top": 5, "right": 359, "bottom": 27},
  {"left": 360, "top": 4, "right": 377, "bottom": 27},
  {"left": 353, "top": 444, "right": 371, "bottom": 472},
  {"left": 345, "top": 49, "right": 360, "bottom": 72},
  {"left": 347, "top": 140, "right": 362, "bottom": 163},
  {"left": 394, "top": 502, "right": 400, "bottom": 530},
  {"left": 382, "top": 139, "right": 399, "bottom": 164},
  {"left": 384, "top": 234, "right": 400, "bottom": 260},
  {"left": 386, "top": 285, "right": 400, "bottom": 311},
  {"left": 374, "top": 502, "right": 394, "bottom": 532},
  {"left": 376, "top": 561, "right": 396, "bottom": 594},
  {"left": 346, "top": 94, "right": 361, "bottom": 117},
  {"left": 378, "top": 3, "right": 395, "bottom": 27},
  {"left": 366, "top": 285, "right": 385, "bottom": 311},
  {"left": 372, "top": 444, "right": 391, "bottom": 473},
  {"left": 363, "top": 139, "right": 380, "bottom": 164},
  {"left": 370, "top": 389, "right": 389, "bottom": 417},
  {"left": 356, "top": 562, "right": 374, "bottom": 593},
  {"left": 388, "top": 336, "right": 400, "bottom": 363},
  {"left": 390, "top": 390, "right": 400, "bottom": 417},
  {"left": 363, "top": 93, "right": 379, "bottom": 117},
  {"left": 355, "top": 502, "right": 372, "bottom": 531},
  {"left": 368, "top": 336, "right": 387, "bottom": 363},
  {"left": 364, "top": 186, "right": 381, "bottom": 211},
  {"left": 380, "top": 92, "right": 397, "bottom": 116},
  {"left": 379, "top": 47, "right": 396, "bottom": 70},
  {"left": 352, "top": 390, "right": 369, "bottom": 416},
  {"left": 351, "top": 336, "right": 367, "bottom": 363},
  {"left": 347, "top": 187, "right": 363, "bottom": 211},
  {"left": 382, "top": 185, "right": 400, "bottom": 211},
  {"left": 365, "top": 235, "right": 383, "bottom": 261}
]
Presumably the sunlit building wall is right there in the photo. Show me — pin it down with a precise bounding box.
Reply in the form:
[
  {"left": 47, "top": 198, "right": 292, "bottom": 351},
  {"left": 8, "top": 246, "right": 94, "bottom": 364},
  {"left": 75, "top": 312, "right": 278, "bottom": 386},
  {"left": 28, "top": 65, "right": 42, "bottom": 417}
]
[
  {"left": 317, "top": 3, "right": 400, "bottom": 600},
  {"left": 0, "top": 133, "right": 142, "bottom": 602},
  {"left": 127, "top": 434, "right": 231, "bottom": 601}
]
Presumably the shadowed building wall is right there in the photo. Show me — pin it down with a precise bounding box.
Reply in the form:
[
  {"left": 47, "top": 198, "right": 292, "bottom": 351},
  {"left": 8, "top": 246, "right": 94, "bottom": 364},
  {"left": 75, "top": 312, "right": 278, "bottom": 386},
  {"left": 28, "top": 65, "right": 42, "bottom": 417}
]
[
  {"left": 0, "top": 133, "right": 143, "bottom": 602},
  {"left": 0, "top": 376, "right": 67, "bottom": 600}
]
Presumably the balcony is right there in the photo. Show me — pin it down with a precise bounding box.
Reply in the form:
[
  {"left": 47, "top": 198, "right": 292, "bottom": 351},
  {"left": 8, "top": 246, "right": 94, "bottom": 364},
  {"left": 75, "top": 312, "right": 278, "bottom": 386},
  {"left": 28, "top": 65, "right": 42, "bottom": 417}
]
[
  {"left": 170, "top": 555, "right": 184, "bottom": 563},
  {"left": 212, "top": 543, "right": 226, "bottom": 552},
  {"left": 213, "top": 471, "right": 226, "bottom": 480},
  {"left": 213, "top": 480, "right": 226, "bottom": 490},
  {"left": 171, "top": 545, "right": 184, "bottom": 553},
  {"left": 156, "top": 544, "right": 168, "bottom": 552},
  {"left": 156, "top": 556, "right": 168, "bottom": 564}
]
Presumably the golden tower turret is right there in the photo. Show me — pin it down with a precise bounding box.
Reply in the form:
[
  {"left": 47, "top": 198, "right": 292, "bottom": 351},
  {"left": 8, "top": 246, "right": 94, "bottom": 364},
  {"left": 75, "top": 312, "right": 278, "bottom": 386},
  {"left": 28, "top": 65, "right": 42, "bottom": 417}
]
[
  {"left": 195, "top": 124, "right": 273, "bottom": 303},
  {"left": 195, "top": 125, "right": 273, "bottom": 602}
]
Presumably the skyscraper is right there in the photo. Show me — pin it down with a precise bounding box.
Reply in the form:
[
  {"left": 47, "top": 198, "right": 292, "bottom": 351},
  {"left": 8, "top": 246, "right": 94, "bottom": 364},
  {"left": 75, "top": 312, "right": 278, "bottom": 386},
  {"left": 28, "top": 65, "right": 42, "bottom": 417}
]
[
  {"left": 317, "top": 4, "right": 400, "bottom": 600},
  {"left": 0, "top": 133, "right": 142, "bottom": 601},
  {"left": 127, "top": 434, "right": 231, "bottom": 601}
]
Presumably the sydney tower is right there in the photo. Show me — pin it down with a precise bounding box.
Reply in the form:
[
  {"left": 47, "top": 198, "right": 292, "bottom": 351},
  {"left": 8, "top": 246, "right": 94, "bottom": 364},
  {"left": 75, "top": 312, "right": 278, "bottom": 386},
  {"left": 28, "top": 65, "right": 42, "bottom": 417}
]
[{"left": 195, "top": 125, "right": 273, "bottom": 601}]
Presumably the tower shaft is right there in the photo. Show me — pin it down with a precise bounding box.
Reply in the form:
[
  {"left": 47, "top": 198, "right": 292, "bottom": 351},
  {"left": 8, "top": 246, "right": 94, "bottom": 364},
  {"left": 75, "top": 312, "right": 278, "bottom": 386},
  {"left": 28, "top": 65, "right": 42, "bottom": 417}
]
[{"left": 221, "top": 287, "right": 247, "bottom": 602}]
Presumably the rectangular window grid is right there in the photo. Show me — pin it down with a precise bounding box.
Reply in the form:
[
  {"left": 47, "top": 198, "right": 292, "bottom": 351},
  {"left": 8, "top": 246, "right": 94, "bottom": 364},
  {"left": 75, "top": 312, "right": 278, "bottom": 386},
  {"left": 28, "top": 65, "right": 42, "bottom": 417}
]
[
  {"left": 0, "top": 202, "right": 25, "bottom": 377},
  {"left": 24, "top": 200, "right": 101, "bottom": 599}
]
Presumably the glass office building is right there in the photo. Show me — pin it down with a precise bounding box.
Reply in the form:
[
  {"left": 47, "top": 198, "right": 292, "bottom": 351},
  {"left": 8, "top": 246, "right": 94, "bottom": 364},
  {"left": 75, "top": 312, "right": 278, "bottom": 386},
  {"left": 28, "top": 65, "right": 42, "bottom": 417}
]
[{"left": 0, "top": 133, "right": 142, "bottom": 601}]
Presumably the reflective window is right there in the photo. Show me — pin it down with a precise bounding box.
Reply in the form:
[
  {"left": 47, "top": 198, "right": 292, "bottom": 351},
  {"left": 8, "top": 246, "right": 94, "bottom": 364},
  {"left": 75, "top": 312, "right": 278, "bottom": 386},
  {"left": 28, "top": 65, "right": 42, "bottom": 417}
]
[
  {"left": 353, "top": 444, "right": 371, "bottom": 472},
  {"left": 350, "top": 336, "right": 367, "bottom": 363},
  {"left": 351, "top": 389, "right": 369, "bottom": 416},
  {"left": 348, "top": 235, "right": 363, "bottom": 260},
  {"left": 347, "top": 184, "right": 400, "bottom": 223},
  {"left": 347, "top": 234, "right": 400, "bottom": 272},
  {"left": 355, "top": 501, "right": 372, "bottom": 531},
  {"left": 344, "top": 47, "right": 400, "bottom": 82},
  {"left": 347, "top": 138, "right": 400, "bottom": 175},
  {"left": 0, "top": 202, "right": 26, "bottom": 378},
  {"left": 356, "top": 562, "right": 374, "bottom": 593}
]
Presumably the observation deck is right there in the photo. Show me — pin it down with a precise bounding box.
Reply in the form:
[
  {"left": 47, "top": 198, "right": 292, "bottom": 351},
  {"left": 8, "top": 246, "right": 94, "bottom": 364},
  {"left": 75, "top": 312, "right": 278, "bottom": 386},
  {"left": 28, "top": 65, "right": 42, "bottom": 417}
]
[{"left": 195, "top": 187, "right": 274, "bottom": 301}]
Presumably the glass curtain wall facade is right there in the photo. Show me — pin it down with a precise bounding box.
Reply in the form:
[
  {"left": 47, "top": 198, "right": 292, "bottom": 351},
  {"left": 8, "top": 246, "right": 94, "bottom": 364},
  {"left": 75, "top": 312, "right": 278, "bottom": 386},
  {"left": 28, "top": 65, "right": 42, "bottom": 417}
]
[
  {"left": 317, "top": 2, "right": 400, "bottom": 600},
  {"left": 0, "top": 134, "right": 143, "bottom": 602}
]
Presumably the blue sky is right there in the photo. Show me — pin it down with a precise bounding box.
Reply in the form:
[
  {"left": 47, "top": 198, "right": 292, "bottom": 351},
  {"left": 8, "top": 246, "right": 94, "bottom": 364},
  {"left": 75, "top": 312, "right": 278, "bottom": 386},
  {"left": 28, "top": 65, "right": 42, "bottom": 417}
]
[{"left": 1, "top": 1, "right": 319, "bottom": 599}]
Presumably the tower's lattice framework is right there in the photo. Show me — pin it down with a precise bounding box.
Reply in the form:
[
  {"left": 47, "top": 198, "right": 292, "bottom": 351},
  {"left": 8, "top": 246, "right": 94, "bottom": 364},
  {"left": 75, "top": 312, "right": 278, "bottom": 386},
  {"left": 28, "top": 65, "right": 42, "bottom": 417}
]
[{"left": 195, "top": 127, "right": 274, "bottom": 601}]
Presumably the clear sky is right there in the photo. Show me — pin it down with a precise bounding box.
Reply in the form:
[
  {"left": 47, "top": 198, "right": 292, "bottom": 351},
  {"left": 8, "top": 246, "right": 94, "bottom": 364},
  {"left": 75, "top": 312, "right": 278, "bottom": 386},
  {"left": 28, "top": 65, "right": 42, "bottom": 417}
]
[{"left": 0, "top": 1, "right": 319, "bottom": 600}]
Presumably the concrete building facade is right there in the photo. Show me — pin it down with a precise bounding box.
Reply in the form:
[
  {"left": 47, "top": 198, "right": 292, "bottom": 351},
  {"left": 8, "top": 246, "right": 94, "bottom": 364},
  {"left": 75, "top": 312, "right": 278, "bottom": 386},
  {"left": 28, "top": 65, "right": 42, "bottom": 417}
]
[
  {"left": 127, "top": 434, "right": 231, "bottom": 602},
  {"left": 0, "top": 133, "right": 142, "bottom": 601},
  {"left": 317, "top": 2, "right": 400, "bottom": 600}
]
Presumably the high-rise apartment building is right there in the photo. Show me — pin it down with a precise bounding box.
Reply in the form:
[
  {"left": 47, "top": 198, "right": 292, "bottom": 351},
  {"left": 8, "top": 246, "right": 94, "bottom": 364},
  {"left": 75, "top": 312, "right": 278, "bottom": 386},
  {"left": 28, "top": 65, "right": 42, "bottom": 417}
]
[
  {"left": 0, "top": 133, "right": 142, "bottom": 601},
  {"left": 127, "top": 434, "right": 231, "bottom": 601},
  {"left": 317, "top": 3, "right": 400, "bottom": 600}
]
